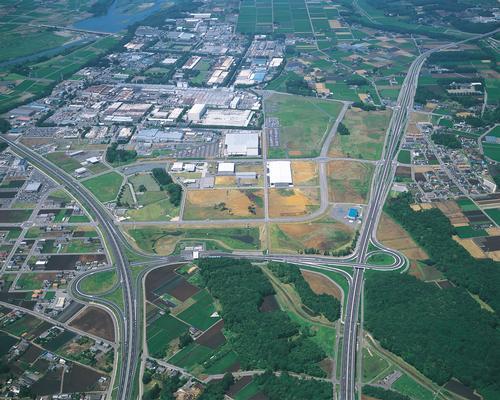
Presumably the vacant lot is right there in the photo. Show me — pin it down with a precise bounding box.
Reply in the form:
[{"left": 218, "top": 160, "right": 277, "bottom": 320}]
[
  {"left": 329, "top": 108, "right": 391, "bottom": 160},
  {"left": 46, "top": 152, "right": 82, "bottom": 173},
  {"left": 83, "top": 172, "right": 123, "bottom": 203},
  {"left": 270, "top": 218, "right": 354, "bottom": 253},
  {"left": 184, "top": 189, "right": 264, "bottom": 220},
  {"left": 377, "top": 213, "right": 428, "bottom": 262},
  {"left": 127, "top": 225, "right": 263, "bottom": 254},
  {"left": 328, "top": 161, "right": 374, "bottom": 204},
  {"left": 301, "top": 270, "right": 342, "bottom": 300},
  {"left": 70, "top": 306, "right": 115, "bottom": 342},
  {"left": 266, "top": 94, "right": 343, "bottom": 158},
  {"left": 269, "top": 188, "right": 320, "bottom": 218}
]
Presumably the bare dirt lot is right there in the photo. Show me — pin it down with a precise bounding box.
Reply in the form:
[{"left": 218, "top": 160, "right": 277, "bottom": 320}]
[
  {"left": 291, "top": 161, "right": 319, "bottom": 186},
  {"left": 268, "top": 188, "right": 320, "bottom": 218},
  {"left": 328, "top": 161, "right": 374, "bottom": 204},
  {"left": 301, "top": 270, "right": 342, "bottom": 300},
  {"left": 377, "top": 213, "right": 428, "bottom": 261},
  {"left": 435, "top": 201, "right": 468, "bottom": 225},
  {"left": 69, "top": 306, "right": 115, "bottom": 342},
  {"left": 184, "top": 189, "right": 264, "bottom": 220}
]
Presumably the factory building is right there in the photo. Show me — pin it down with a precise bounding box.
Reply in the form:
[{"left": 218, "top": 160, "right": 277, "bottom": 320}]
[
  {"left": 224, "top": 133, "right": 260, "bottom": 156},
  {"left": 217, "top": 162, "right": 235, "bottom": 175},
  {"left": 187, "top": 103, "right": 207, "bottom": 122},
  {"left": 267, "top": 161, "right": 293, "bottom": 187}
]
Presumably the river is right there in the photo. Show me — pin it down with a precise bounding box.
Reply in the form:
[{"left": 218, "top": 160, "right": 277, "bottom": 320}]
[{"left": 73, "top": 0, "right": 167, "bottom": 33}]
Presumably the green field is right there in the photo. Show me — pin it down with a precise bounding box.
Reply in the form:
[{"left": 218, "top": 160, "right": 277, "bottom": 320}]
[
  {"left": 167, "top": 342, "right": 214, "bottom": 370},
  {"left": 456, "top": 198, "right": 479, "bottom": 212},
  {"left": 127, "top": 226, "right": 262, "bottom": 255},
  {"left": 266, "top": 93, "right": 343, "bottom": 158},
  {"left": 484, "top": 208, "right": 500, "bottom": 225},
  {"left": 483, "top": 143, "right": 500, "bottom": 162},
  {"left": 177, "top": 290, "right": 219, "bottom": 331},
  {"left": 79, "top": 270, "right": 117, "bottom": 295},
  {"left": 366, "top": 252, "right": 396, "bottom": 266},
  {"left": 454, "top": 225, "right": 488, "bottom": 239},
  {"left": 397, "top": 149, "right": 411, "bottom": 164},
  {"left": 147, "top": 314, "right": 189, "bottom": 358},
  {"left": 126, "top": 198, "right": 179, "bottom": 222},
  {"left": 82, "top": 172, "right": 123, "bottom": 203},
  {"left": 393, "top": 374, "right": 435, "bottom": 400},
  {"left": 362, "top": 348, "right": 390, "bottom": 382},
  {"left": 46, "top": 152, "right": 82, "bottom": 174}
]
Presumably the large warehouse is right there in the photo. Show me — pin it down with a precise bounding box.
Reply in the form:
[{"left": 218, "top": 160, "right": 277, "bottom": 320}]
[
  {"left": 267, "top": 161, "right": 293, "bottom": 187},
  {"left": 224, "top": 133, "right": 260, "bottom": 156}
]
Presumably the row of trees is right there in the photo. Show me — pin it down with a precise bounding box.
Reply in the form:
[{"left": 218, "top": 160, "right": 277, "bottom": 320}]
[
  {"left": 363, "top": 386, "right": 410, "bottom": 400},
  {"left": 267, "top": 262, "right": 341, "bottom": 321},
  {"left": 365, "top": 272, "right": 500, "bottom": 396},
  {"left": 198, "top": 258, "right": 327, "bottom": 376},
  {"left": 385, "top": 193, "right": 500, "bottom": 313},
  {"left": 254, "top": 371, "right": 332, "bottom": 400},
  {"left": 105, "top": 143, "right": 137, "bottom": 165},
  {"left": 151, "top": 168, "right": 182, "bottom": 207}
]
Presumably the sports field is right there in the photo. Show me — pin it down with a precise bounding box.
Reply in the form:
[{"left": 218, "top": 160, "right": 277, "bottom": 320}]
[{"left": 266, "top": 94, "right": 343, "bottom": 158}]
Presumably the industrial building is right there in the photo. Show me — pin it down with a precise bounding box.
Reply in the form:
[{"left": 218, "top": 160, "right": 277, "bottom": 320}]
[
  {"left": 135, "top": 129, "right": 184, "bottom": 143},
  {"left": 224, "top": 133, "right": 260, "bottom": 156},
  {"left": 187, "top": 103, "right": 207, "bottom": 122},
  {"left": 217, "top": 162, "right": 235, "bottom": 174},
  {"left": 200, "top": 109, "right": 254, "bottom": 127},
  {"left": 267, "top": 161, "right": 293, "bottom": 187}
]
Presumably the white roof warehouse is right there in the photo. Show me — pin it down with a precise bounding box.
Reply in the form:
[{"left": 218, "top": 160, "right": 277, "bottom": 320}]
[
  {"left": 224, "top": 133, "right": 260, "bottom": 156},
  {"left": 267, "top": 161, "right": 293, "bottom": 187}
]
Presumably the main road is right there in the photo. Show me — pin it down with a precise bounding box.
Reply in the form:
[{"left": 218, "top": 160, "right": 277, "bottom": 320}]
[{"left": 338, "top": 28, "right": 500, "bottom": 400}]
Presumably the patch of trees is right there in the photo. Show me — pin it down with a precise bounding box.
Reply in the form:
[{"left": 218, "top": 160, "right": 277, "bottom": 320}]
[
  {"left": 285, "top": 76, "right": 313, "bottom": 96},
  {"left": 346, "top": 76, "right": 368, "bottom": 86},
  {"left": 352, "top": 101, "right": 377, "bottom": 111},
  {"left": 365, "top": 272, "right": 500, "bottom": 396},
  {"left": 255, "top": 371, "right": 332, "bottom": 400},
  {"left": 0, "top": 118, "right": 11, "bottom": 133},
  {"left": 431, "top": 133, "right": 461, "bottom": 149},
  {"left": 338, "top": 122, "right": 350, "bottom": 136},
  {"left": 386, "top": 193, "right": 500, "bottom": 313},
  {"left": 105, "top": 143, "right": 137, "bottom": 165},
  {"left": 463, "top": 106, "right": 500, "bottom": 128},
  {"left": 151, "top": 168, "right": 182, "bottom": 207},
  {"left": 88, "top": 0, "right": 113, "bottom": 16},
  {"left": 429, "top": 50, "right": 491, "bottom": 64},
  {"left": 142, "top": 371, "right": 185, "bottom": 400},
  {"left": 199, "top": 373, "right": 234, "bottom": 400},
  {"left": 448, "top": 17, "right": 499, "bottom": 34},
  {"left": 363, "top": 386, "right": 410, "bottom": 400},
  {"left": 198, "top": 258, "right": 327, "bottom": 376},
  {"left": 267, "top": 262, "right": 340, "bottom": 321},
  {"left": 0, "top": 143, "right": 7, "bottom": 153}
]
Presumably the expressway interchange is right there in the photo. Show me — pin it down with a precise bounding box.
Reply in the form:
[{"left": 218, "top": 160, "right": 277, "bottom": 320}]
[{"left": 1, "top": 27, "right": 497, "bottom": 400}]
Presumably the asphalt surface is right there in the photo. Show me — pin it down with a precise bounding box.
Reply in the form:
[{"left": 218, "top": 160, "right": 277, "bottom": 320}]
[{"left": 2, "top": 28, "right": 498, "bottom": 400}]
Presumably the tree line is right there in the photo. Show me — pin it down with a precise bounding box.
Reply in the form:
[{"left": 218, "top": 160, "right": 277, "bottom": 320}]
[
  {"left": 151, "top": 168, "right": 182, "bottom": 207},
  {"left": 385, "top": 193, "right": 500, "bottom": 313},
  {"left": 267, "top": 262, "right": 340, "bottom": 321}
]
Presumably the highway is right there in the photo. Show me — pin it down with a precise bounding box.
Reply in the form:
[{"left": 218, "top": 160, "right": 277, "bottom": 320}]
[
  {"left": 2, "top": 27, "right": 497, "bottom": 400},
  {"left": 0, "top": 137, "right": 138, "bottom": 400}
]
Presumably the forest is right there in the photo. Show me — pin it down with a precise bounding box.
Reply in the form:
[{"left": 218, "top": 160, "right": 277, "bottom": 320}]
[
  {"left": 431, "top": 133, "right": 461, "bottom": 149},
  {"left": 364, "top": 272, "right": 500, "bottom": 398},
  {"left": 267, "top": 262, "right": 341, "bottom": 321},
  {"left": 151, "top": 168, "right": 183, "bottom": 207},
  {"left": 363, "top": 386, "right": 410, "bottom": 400},
  {"left": 385, "top": 193, "right": 500, "bottom": 313},
  {"left": 198, "top": 258, "right": 327, "bottom": 376},
  {"left": 254, "top": 371, "right": 332, "bottom": 400}
]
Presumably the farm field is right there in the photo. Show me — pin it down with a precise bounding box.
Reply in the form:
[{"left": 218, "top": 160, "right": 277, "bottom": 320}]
[
  {"left": 328, "top": 161, "right": 374, "bottom": 204},
  {"left": 69, "top": 306, "right": 115, "bottom": 342},
  {"left": 176, "top": 290, "right": 220, "bottom": 331},
  {"left": 270, "top": 217, "right": 355, "bottom": 253},
  {"left": 329, "top": 108, "right": 392, "bottom": 160},
  {"left": 82, "top": 172, "right": 123, "bottom": 203},
  {"left": 265, "top": 94, "right": 343, "bottom": 158},
  {"left": 184, "top": 189, "right": 264, "bottom": 220},
  {"left": 126, "top": 225, "right": 263, "bottom": 255},
  {"left": 268, "top": 188, "right": 320, "bottom": 218},
  {"left": 147, "top": 314, "right": 190, "bottom": 359}
]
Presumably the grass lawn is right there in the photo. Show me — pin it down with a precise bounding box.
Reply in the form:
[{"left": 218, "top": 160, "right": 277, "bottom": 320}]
[
  {"left": 68, "top": 215, "right": 90, "bottom": 223},
  {"left": 393, "top": 374, "right": 435, "bottom": 400},
  {"left": 362, "top": 348, "right": 390, "bottom": 382},
  {"left": 366, "top": 252, "right": 396, "bottom": 266},
  {"left": 126, "top": 198, "right": 179, "bottom": 222},
  {"left": 16, "top": 273, "right": 46, "bottom": 290},
  {"left": 147, "top": 314, "right": 189, "bottom": 358},
  {"left": 329, "top": 108, "right": 391, "bottom": 160},
  {"left": 265, "top": 93, "right": 343, "bottom": 158},
  {"left": 287, "top": 311, "right": 335, "bottom": 357},
  {"left": 79, "top": 270, "right": 117, "bottom": 295},
  {"left": 46, "top": 152, "right": 84, "bottom": 173},
  {"left": 61, "top": 239, "right": 101, "bottom": 253},
  {"left": 176, "top": 290, "right": 219, "bottom": 331},
  {"left": 82, "top": 172, "right": 123, "bottom": 203},
  {"left": 203, "top": 350, "right": 239, "bottom": 374},
  {"left": 397, "top": 149, "right": 411, "bottom": 164},
  {"left": 484, "top": 208, "right": 500, "bottom": 225}
]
